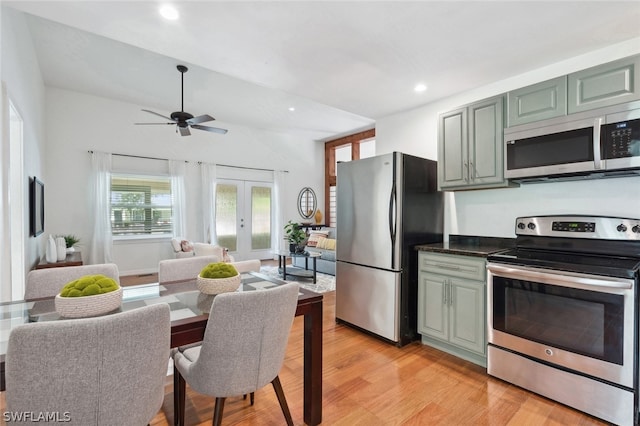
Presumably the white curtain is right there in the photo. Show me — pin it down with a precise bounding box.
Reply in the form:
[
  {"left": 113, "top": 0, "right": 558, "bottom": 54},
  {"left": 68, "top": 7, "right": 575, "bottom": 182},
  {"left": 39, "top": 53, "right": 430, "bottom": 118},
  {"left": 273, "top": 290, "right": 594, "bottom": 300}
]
[
  {"left": 89, "top": 151, "right": 113, "bottom": 264},
  {"left": 272, "top": 170, "right": 287, "bottom": 252},
  {"left": 200, "top": 162, "right": 217, "bottom": 244},
  {"left": 169, "top": 159, "right": 187, "bottom": 238}
]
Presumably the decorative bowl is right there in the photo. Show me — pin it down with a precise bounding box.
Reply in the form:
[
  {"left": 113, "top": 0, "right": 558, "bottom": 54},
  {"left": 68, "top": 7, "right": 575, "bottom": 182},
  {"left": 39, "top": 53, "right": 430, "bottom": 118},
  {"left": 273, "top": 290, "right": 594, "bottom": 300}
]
[
  {"left": 196, "top": 274, "right": 241, "bottom": 295},
  {"left": 55, "top": 287, "right": 123, "bottom": 318}
]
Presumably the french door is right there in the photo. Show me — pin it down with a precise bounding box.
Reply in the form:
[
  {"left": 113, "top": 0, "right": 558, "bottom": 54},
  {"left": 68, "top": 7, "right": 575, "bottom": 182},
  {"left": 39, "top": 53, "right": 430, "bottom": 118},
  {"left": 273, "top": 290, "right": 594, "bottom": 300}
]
[{"left": 215, "top": 179, "right": 272, "bottom": 261}]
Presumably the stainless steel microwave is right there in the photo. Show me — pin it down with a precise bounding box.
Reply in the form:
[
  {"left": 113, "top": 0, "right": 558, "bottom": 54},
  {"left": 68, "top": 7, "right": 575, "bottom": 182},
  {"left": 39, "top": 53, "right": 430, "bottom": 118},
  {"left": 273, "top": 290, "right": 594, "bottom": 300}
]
[{"left": 504, "top": 101, "right": 640, "bottom": 182}]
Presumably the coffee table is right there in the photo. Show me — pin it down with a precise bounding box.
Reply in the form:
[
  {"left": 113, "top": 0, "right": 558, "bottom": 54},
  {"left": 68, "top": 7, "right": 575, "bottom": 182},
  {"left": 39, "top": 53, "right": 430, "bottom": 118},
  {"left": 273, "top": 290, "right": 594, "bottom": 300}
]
[{"left": 274, "top": 250, "right": 321, "bottom": 284}]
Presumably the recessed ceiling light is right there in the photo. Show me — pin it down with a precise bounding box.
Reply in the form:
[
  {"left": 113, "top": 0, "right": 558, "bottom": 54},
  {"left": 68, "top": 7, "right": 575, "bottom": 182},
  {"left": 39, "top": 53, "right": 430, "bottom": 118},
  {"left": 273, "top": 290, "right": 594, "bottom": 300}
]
[
  {"left": 159, "top": 5, "right": 179, "bottom": 20},
  {"left": 288, "top": 107, "right": 296, "bottom": 112},
  {"left": 414, "top": 83, "right": 428, "bottom": 93}
]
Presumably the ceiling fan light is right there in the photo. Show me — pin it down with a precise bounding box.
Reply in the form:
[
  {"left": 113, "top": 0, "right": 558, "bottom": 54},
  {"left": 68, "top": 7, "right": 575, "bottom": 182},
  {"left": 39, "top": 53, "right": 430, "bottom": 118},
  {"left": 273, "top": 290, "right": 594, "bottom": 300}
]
[{"left": 159, "top": 5, "right": 179, "bottom": 21}]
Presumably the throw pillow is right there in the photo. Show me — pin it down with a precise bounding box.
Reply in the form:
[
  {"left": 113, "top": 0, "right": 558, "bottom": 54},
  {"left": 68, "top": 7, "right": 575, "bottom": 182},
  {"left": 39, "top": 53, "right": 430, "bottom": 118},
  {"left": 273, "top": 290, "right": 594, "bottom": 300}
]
[
  {"left": 321, "top": 238, "right": 336, "bottom": 250},
  {"left": 181, "top": 240, "right": 194, "bottom": 252},
  {"left": 306, "top": 231, "right": 329, "bottom": 247},
  {"left": 171, "top": 238, "right": 183, "bottom": 252},
  {"left": 315, "top": 236, "right": 327, "bottom": 249}
]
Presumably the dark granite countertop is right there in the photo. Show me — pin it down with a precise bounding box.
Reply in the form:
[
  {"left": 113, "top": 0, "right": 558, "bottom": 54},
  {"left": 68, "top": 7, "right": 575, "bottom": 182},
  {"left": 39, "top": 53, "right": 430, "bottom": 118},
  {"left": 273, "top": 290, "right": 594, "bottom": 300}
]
[{"left": 415, "top": 235, "right": 515, "bottom": 258}]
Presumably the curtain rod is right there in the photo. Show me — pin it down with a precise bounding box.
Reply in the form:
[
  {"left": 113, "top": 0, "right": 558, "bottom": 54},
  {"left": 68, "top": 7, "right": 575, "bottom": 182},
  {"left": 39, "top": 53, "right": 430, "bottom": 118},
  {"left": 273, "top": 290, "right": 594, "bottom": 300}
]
[
  {"left": 88, "top": 151, "right": 288, "bottom": 173},
  {"left": 199, "top": 161, "right": 288, "bottom": 173},
  {"left": 87, "top": 151, "right": 182, "bottom": 162}
]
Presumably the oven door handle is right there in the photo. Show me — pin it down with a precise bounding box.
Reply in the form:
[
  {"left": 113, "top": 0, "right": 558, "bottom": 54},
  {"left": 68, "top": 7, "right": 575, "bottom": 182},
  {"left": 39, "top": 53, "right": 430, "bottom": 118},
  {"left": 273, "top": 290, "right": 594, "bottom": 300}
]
[{"left": 487, "top": 264, "right": 633, "bottom": 290}]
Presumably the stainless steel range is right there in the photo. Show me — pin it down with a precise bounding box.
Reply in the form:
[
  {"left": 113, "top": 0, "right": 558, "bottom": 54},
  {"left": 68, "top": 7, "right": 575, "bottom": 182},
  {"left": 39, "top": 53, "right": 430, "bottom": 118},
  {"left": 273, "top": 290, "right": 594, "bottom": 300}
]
[{"left": 487, "top": 215, "right": 640, "bottom": 426}]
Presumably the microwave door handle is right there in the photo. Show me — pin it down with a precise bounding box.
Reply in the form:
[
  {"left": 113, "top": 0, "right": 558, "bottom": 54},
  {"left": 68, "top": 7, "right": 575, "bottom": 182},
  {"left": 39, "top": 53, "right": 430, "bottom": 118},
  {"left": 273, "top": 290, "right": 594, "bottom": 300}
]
[{"left": 593, "top": 117, "right": 603, "bottom": 170}]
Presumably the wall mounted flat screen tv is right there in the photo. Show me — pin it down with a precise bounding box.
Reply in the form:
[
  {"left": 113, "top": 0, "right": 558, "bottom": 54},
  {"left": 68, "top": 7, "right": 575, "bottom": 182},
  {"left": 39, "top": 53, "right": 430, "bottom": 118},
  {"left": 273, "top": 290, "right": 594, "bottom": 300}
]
[{"left": 30, "top": 176, "right": 44, "bottom": 237}]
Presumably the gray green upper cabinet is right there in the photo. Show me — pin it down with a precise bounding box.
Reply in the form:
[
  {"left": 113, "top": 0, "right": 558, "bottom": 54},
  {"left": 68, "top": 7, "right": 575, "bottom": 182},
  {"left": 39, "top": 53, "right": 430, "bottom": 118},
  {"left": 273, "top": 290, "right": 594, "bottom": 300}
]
[
  {"left": 507, "top": 76, "right": 567, "bottom": 126},
  {"left": 568, "top": 54, "right": 640, "bottom": 114},
  {"left": 438, "top": 95, "right": 509, "bottom": 190}
]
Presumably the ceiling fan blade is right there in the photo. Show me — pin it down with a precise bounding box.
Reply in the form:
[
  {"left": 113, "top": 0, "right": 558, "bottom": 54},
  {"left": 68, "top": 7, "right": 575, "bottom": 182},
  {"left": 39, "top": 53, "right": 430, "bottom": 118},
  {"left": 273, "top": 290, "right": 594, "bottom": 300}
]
[
  {"left": 141, "top": 109, "right": 174, "bottom": 121},
  {"left": 187, "top": 114, "right": 215, "bottom": 125},
  {"left": 178, "top": 126, "right": 191, "bottom": 136},
  {"left": 191, "top": 124, "right": 228, "bottom": 135}
]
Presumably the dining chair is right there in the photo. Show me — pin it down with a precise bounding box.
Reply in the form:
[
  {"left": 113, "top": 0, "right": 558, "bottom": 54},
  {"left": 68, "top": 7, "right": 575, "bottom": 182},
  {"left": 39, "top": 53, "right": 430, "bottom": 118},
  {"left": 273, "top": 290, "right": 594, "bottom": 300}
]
[
  {"left": 158, "top": 255, "right": 221, "bottom": 283},
  {"left": 158, "top": 256, "right": 261, "bottom": 282},
  {"left": 5, "top": 303, "right": 171, "bottom": 426},
  {"left": 24, "top": 263, "right": 120, "bottom": 300},
  {"left": 173, "top": 282, "right": 299, "bottom": 426}
]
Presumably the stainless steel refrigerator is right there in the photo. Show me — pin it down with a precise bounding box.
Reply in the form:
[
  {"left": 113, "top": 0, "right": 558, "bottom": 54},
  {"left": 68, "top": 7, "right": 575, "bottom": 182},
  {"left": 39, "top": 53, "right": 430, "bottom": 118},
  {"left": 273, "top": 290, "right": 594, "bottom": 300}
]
[{"left": 335, "top": 152, "right": 443, "bottom": 346}]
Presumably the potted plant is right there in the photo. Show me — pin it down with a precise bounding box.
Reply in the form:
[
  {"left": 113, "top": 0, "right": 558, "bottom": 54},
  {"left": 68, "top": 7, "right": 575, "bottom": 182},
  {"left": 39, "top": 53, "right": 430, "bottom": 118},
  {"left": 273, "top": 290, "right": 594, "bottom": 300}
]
[
  {"left": 55, "top": 274, "right": 123, "bottom": 318},
  {"left": 59, "top": 234, "right": 80, "bottom": 253},
  {"left": 197, "top": 262, "right": 241, "bottom": 295},
  {"left": 284, "top": 220, "right": 307, "bottom": 253}
]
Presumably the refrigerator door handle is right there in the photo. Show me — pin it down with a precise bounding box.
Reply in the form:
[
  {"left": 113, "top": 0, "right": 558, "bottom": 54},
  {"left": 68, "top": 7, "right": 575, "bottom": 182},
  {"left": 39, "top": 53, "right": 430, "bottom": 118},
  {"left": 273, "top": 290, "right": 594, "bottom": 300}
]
[{"left": 388, "top": 181, "right": 397, "bottom": 268}]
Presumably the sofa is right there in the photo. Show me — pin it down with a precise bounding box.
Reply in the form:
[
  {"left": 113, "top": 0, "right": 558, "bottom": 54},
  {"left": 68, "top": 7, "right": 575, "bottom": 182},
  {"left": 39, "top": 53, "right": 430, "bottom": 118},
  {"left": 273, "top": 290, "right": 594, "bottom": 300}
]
[
  {"left": 292, "top": 227, "right": 336, "bottom": 275},
  {"left": 169, "top": 238, "right": 261, "bottom": 273}
]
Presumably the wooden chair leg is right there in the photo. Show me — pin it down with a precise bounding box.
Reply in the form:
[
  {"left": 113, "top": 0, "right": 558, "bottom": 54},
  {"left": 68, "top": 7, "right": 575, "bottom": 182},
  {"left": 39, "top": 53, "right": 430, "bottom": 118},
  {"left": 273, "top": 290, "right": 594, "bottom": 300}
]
[
  {"left": 173, "top": 365, "right": 186, "bottom": 426},
  {"left": 242, "top": 392, "right": 255, "bottom": 405},
  {"left": 212, "top": 397, "right": 226, "bottom": 426},
  {"left": 271, "top": 376, "right": 293, "bottom": 426}
]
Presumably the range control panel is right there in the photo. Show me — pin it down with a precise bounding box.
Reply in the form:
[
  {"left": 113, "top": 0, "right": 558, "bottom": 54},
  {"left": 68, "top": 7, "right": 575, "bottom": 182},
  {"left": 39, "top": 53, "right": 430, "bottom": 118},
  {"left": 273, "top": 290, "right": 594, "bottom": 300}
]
[
  {"left": 515, "top": 215, "right": 640, "bottom": 240},
  {"left": 551, "top": 221, "right": 596, "bottom": 233}
]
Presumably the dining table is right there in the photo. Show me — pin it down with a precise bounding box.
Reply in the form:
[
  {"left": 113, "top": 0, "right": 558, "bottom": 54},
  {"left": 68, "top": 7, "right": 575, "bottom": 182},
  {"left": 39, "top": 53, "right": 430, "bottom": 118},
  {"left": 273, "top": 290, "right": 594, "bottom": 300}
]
[{"left": 0, "top": 271, "right": 324, "bottom": 426}]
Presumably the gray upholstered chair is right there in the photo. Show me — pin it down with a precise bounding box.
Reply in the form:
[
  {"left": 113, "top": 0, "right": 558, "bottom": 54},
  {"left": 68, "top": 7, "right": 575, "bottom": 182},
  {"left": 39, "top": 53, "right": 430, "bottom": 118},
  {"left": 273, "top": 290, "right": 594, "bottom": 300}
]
[
  {"left": 173, "top": 282, "right": 299, "bottom": 426},
  {"left": 5, "top": 303, "right": 171, "bottom": 426},
  {"left": 158, "top": 255, "right": 221, "bottom": 283},
  {"left": 158, "top": 256, "right": 261, "bottom": 283},
  {"left": 24, "top": 263, "right": 120, "bottom": 300}
]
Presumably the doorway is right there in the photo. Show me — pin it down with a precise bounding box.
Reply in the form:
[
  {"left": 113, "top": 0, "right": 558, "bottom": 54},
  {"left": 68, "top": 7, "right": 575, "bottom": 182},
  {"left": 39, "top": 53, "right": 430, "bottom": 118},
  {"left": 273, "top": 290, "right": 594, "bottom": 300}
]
[{"left": 215, "top": 179, "right": 272, "bottom": 261}]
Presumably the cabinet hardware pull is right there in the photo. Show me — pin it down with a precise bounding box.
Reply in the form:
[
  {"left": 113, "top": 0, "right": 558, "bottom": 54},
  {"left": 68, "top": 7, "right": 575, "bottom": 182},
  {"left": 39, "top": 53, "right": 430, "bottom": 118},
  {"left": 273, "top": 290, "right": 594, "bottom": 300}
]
[
  {"left": 435, "top": 263, "right": 460, "bottom": 270},
  {"left": 442, "top": 280, "right": 447, "bottom": 305},
  {"left": 464, "top": 162, "right": 469, "bottom": 182}
]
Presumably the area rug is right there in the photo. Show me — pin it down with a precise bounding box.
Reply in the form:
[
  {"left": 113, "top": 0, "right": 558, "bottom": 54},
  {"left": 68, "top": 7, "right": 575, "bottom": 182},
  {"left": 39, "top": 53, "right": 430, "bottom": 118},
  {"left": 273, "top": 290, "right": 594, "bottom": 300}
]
[{"left": 259, "top": 265, "right": 335, "bottom": 293}]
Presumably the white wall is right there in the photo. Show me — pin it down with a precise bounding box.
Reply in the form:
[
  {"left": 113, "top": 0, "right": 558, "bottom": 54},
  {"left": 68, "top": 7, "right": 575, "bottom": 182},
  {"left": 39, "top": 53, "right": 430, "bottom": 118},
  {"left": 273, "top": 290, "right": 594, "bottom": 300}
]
[
  {"left": 1, "top": 7, "right": 47, "bottom": 300},
  {"left": 44, "top": 88, "right": 324, "bottom": 275},
  {"left": 376, "top": 38, "right": 640, "bottom": 238}
]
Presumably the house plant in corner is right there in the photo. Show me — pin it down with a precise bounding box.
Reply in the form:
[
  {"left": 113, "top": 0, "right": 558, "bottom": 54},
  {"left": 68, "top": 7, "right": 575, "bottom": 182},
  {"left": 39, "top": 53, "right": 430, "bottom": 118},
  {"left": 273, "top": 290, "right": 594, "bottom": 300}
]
[
  {"left": 284, "top": 220, "right": 307, "bottom": 253},
  {"left": 55, "top": 274, "right": 123, "bottom": 318}
]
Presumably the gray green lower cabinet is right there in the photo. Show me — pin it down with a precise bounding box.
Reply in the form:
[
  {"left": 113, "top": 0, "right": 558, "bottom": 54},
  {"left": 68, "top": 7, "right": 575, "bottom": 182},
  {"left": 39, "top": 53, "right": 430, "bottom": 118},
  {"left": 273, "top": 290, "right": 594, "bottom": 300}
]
[{"left": 417, "top": 251, "right": 486, "bottom": 367}]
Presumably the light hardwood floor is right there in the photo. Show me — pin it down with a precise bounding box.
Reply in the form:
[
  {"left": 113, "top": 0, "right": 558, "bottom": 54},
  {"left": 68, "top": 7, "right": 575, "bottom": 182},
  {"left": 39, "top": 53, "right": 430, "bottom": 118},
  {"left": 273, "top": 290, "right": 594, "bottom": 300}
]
[
  {"left": 148, "top": 290, "right": 606, "bottom": 425},
  {"left": 0, "top": 281, "right": 608, "bottom": 425}
]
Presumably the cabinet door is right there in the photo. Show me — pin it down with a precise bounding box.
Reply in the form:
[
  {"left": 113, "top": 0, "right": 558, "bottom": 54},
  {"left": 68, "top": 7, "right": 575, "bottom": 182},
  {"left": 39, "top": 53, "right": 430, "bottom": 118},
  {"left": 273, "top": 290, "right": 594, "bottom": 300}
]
[
  {"left": 508, "top": 76, "right": 567, "bottom": 126},
  {"left": 568, "top": 55, "right": 640, "bottom": 113},
  {"left": 448, "top": 278, "right": 485, "bottom": 355},
  {"left": 418, "top": 273, "right": 448, "bottom": 341},
  {"left": 468, "top": 96, "right": 505, "bottom": 186},
  {"left": 438, "top": 107, "right": 468, "bottom": 189}
]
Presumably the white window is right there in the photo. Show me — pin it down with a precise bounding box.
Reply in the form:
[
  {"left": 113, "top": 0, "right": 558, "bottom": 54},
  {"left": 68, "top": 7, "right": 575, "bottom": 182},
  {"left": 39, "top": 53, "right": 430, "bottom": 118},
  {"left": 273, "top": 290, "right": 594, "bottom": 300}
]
[{"left": 110, "top": 174, "right": 172, "bottom": 236}]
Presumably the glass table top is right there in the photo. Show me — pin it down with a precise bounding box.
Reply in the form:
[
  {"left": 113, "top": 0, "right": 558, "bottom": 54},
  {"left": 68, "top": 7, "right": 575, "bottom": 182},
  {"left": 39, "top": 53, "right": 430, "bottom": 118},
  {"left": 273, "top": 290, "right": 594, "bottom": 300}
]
[{"left": 0, "top": 271, "right": 312, "bottom": 359}]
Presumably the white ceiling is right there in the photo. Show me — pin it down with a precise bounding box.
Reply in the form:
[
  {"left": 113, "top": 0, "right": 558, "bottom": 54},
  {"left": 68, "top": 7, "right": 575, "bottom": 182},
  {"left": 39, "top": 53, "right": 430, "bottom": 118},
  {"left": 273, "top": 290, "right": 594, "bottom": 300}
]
[{"left": 4, "top": 1, "right": 640, "bottom": 140}]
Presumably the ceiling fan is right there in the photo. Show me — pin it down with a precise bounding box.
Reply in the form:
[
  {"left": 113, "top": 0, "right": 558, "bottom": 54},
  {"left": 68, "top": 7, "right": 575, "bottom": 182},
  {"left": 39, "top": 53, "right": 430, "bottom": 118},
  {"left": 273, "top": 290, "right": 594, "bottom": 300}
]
[{"left": 135, "top": 65, "right": 228, "bottom": 136}]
